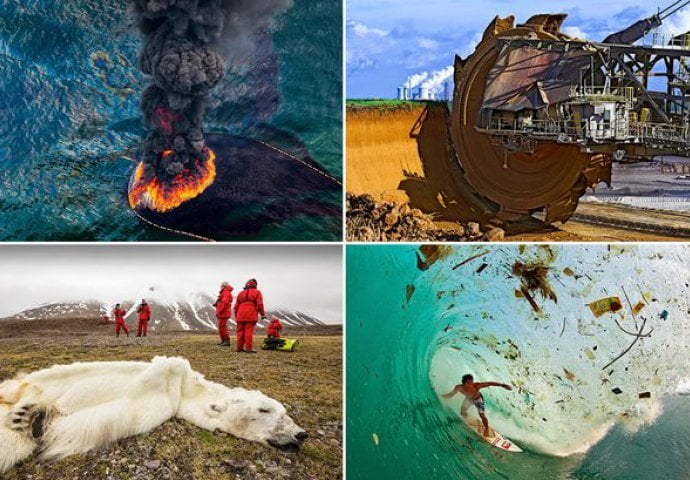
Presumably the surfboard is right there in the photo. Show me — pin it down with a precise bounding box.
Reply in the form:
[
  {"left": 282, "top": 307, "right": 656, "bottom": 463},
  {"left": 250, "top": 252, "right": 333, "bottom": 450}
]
[{"left": 465, "top": 418, "right": 523, "bottom": 453}]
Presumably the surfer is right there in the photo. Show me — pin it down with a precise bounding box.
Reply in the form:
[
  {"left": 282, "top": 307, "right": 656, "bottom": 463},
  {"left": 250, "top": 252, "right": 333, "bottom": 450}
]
[{"left": 443, "top": 374, "right": 512, "bottom": 437}]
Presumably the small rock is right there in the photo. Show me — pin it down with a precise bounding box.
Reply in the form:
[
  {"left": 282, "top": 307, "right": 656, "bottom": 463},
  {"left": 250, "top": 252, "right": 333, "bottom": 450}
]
[
  {"left": 482, "top": 227, "right": 505, "bottom": 242},
  {"left": 384, "top": 212, "right": 398, "bottom": 227},
  {"left": 264, "top": 460, "right": 279, "bottom": 474},
  {"left": 317, "top": 429, "right": 326, "bottom": 436},
  {"left": 466, "top": 222, "right": 481, "bottom": 237},
  {"left": 145, "top": 460, "right": 162, "bottom": 470}
]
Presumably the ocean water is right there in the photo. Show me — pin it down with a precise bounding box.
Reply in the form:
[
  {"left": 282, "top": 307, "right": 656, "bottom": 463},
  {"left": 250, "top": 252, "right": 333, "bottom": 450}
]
[
  {"left": 347, "top": 244, "right": 690, "bottom": 479},
  {"left": 0, "top": 0, "right": 342, "bottom": 241}
]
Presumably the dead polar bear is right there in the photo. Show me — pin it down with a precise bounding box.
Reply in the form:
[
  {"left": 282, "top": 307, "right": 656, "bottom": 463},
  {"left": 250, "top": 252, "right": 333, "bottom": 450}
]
[{"left": 0, "top": 356, "right": 307, "bottom": 473}]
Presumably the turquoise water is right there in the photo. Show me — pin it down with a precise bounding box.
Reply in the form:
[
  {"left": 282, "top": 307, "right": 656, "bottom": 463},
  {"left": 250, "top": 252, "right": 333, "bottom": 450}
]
[
  {"left": 0, "top": 0, "right": 341, "bottom": 241},
  {"left": 347, "top": 244, "right": 690, "bottom": 479}
]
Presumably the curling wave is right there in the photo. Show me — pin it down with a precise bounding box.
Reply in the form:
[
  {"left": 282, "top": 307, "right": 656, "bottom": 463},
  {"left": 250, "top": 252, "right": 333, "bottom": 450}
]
[{"left": 347, "top": 244, "right": 690, "bottom": 479}]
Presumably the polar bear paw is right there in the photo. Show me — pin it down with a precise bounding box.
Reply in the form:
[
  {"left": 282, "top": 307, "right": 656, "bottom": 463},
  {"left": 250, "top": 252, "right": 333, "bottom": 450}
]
[{"left": 7, "top": 403, "right": 48, "bottom": 439}]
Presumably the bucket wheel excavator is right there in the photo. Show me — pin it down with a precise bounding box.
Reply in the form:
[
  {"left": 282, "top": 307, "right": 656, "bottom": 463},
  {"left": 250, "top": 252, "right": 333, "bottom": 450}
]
[{"left": 450, "top": 1, "right": 690, "bottom": 223}]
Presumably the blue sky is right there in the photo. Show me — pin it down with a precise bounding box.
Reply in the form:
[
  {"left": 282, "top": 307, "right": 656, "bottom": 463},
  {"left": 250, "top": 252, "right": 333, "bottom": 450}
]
[{"left": 346, "top": 0, "right": 690, "bottom": 98}]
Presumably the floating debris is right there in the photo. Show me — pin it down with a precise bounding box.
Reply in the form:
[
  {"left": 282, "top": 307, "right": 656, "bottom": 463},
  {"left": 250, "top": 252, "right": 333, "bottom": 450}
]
[
  {"left": 476, "top": 263, "right": 488, "bottom": 274},
  {"left": 513, "top": 261, "right": 558, "bottom": 312},
  {"left": 638, "top": 392, "right": 651, "bottom": 399},
  {"left": 611, "top": 387, "right": 623, "bottom": 395},
  {"left": 521, "top": 288, "right": 541, "bottom": 313},
  {"left": 588, "top": 297, "right": 623, "bottom": 318},
  {"left": 420, "top": 245, "right": 450, "bottom": 267},
  {"left": 602, "top": 315, "right": 650, "bottom": 371},
  {"left": 372, "top": 433, "right": 379, "bottom": 446},
  {"left": 563, "top": 267, "right": 575, "bottom": 277},
  {"left": 452, "top": 251, "right": 490, "bottom": 270},
  {"left": 406, "top": 285, "right": 415, "bottom": 303},
  {"left": 416, "top": 252, "right": 429, "bottom": 271},
  {"left": 660, "top": 310, "right": 669, "bottom": 320},
  {"left": 632, "top": 301, "right": 646, "bottom": 316}
]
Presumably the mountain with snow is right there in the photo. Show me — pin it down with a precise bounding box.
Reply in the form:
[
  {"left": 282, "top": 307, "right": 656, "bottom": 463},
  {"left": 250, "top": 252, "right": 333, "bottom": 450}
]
[
  {"left": 1, "top": 292, "right": 326, "bottom": 331},
  {"left": 6, "top": 302, "right": 98, "bottom": 321}
]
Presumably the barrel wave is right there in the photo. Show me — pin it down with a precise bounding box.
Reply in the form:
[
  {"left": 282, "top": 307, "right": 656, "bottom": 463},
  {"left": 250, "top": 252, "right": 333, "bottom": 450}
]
[{"left": 347, "top": 244, "right": 690, "bottom": 479}]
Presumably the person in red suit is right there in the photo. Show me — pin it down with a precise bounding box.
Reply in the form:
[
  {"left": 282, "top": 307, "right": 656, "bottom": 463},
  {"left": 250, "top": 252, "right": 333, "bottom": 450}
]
[
  {"left": 214, "top": 282, "right": 234, "bottom": 347},
  {"left": 234, "top": 278, "right": 265, "bottom": 353},
  {"left": 266, "top": 317, "right": 283, "bottom": 338},
  {"left": 113, "top": 304, "right": 129, "bottom": 337},
  {"left": 136, "top": 299, "right": 151, "bottom": 337}
]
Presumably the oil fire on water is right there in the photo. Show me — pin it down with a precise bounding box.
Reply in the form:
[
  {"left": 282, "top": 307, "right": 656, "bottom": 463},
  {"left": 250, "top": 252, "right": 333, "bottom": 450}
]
[{"left": 128, "top": 149, "right": 216, "bottom": 212}]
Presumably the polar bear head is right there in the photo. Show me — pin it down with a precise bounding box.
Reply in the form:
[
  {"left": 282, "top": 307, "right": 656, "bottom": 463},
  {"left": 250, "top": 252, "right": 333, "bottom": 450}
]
[{"left": 180, "top": 377, "right": 308, "bottom": 453}]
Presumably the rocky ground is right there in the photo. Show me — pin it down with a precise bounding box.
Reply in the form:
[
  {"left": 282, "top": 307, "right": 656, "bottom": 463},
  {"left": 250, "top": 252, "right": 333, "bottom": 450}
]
[
  {"left": 346, "top": 193, "right": 505, "bottom": 242},
  {"left": 0, "top": 330, "right": 342, "bottom": 480}
]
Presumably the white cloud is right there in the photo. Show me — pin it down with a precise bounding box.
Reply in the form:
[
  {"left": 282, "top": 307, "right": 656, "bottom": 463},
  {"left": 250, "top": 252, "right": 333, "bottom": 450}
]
[
  {"left": 562, "top": 26, "right": 589, "bottom": 39},
  {"left": 347, "top": 20, "right": 389, "bottom": 38},
  {"left": 458, "top": 31, "right": 483, "bottom": 58},
  {"left": 416, "top": 37, "right": 439, "bottom": 49},
  {"left": 658, "top": 6, "right": 690, "bottom": 38},
  {"left": 0, "top": 246, "right": 343, "bottom": 324},
  {"left": 346, "top": 20, "right": 395, "bottom": 71}
]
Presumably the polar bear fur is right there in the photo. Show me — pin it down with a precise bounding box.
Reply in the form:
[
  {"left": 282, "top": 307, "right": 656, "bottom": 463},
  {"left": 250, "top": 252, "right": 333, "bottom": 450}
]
[{"left": 0, "top": 356, "right": 307, "bottom": 473}]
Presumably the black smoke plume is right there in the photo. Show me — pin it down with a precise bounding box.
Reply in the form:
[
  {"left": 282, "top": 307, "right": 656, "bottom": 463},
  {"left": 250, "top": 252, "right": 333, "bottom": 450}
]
[{"left": 128, "top": 0, "right": 293, "bottom": 186}]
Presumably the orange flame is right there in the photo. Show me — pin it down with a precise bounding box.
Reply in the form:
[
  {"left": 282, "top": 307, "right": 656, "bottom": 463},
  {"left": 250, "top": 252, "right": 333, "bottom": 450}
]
[{"left": 128, "top": 149, "right": 216, "bottom": 212}]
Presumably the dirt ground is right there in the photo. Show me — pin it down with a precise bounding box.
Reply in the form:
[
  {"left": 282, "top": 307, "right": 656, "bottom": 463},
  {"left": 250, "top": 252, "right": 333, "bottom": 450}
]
[
  {"left": 346, "top": 102, "right": 690, "bottom": 242},
  {"left": 0, "top": 326, "right": 342, "bottom": 480}
]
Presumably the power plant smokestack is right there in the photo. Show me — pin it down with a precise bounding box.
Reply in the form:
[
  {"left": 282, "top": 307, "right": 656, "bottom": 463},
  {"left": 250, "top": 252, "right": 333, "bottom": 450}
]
[
  {"left": 418, "top": 86, "right": 431, "bottom": 100},
  {"left": 400, "top": 66, "right": 453, "bottom": 101}
]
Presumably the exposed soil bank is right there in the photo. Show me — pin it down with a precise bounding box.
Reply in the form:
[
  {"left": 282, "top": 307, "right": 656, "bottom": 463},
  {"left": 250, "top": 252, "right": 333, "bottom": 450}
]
[{"left": 346, "top": 102, "right": 690, "bottom": 242}]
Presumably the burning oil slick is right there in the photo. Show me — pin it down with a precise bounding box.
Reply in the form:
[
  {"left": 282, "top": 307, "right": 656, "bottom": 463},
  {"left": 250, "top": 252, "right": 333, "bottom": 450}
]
[
  {"left": 134, "top": 133, "right": 342, "bottom": 240},
  {"left": 127, "top": 0, "right": 292, "bottom": 212}
]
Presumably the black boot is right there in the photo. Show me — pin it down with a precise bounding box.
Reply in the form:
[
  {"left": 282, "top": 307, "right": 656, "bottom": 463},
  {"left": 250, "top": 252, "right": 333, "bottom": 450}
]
[{"left": 219, "top": 340, "right": 231, "bottom": 347}]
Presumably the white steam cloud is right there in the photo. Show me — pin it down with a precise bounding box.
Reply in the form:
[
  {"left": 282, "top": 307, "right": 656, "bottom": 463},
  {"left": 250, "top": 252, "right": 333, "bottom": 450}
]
[
  {"left": 420, "top": 65, "right": 453, "bottom": 92},
  {"left": 404, "top": 72, "right": 428, "bottom": 89}
]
